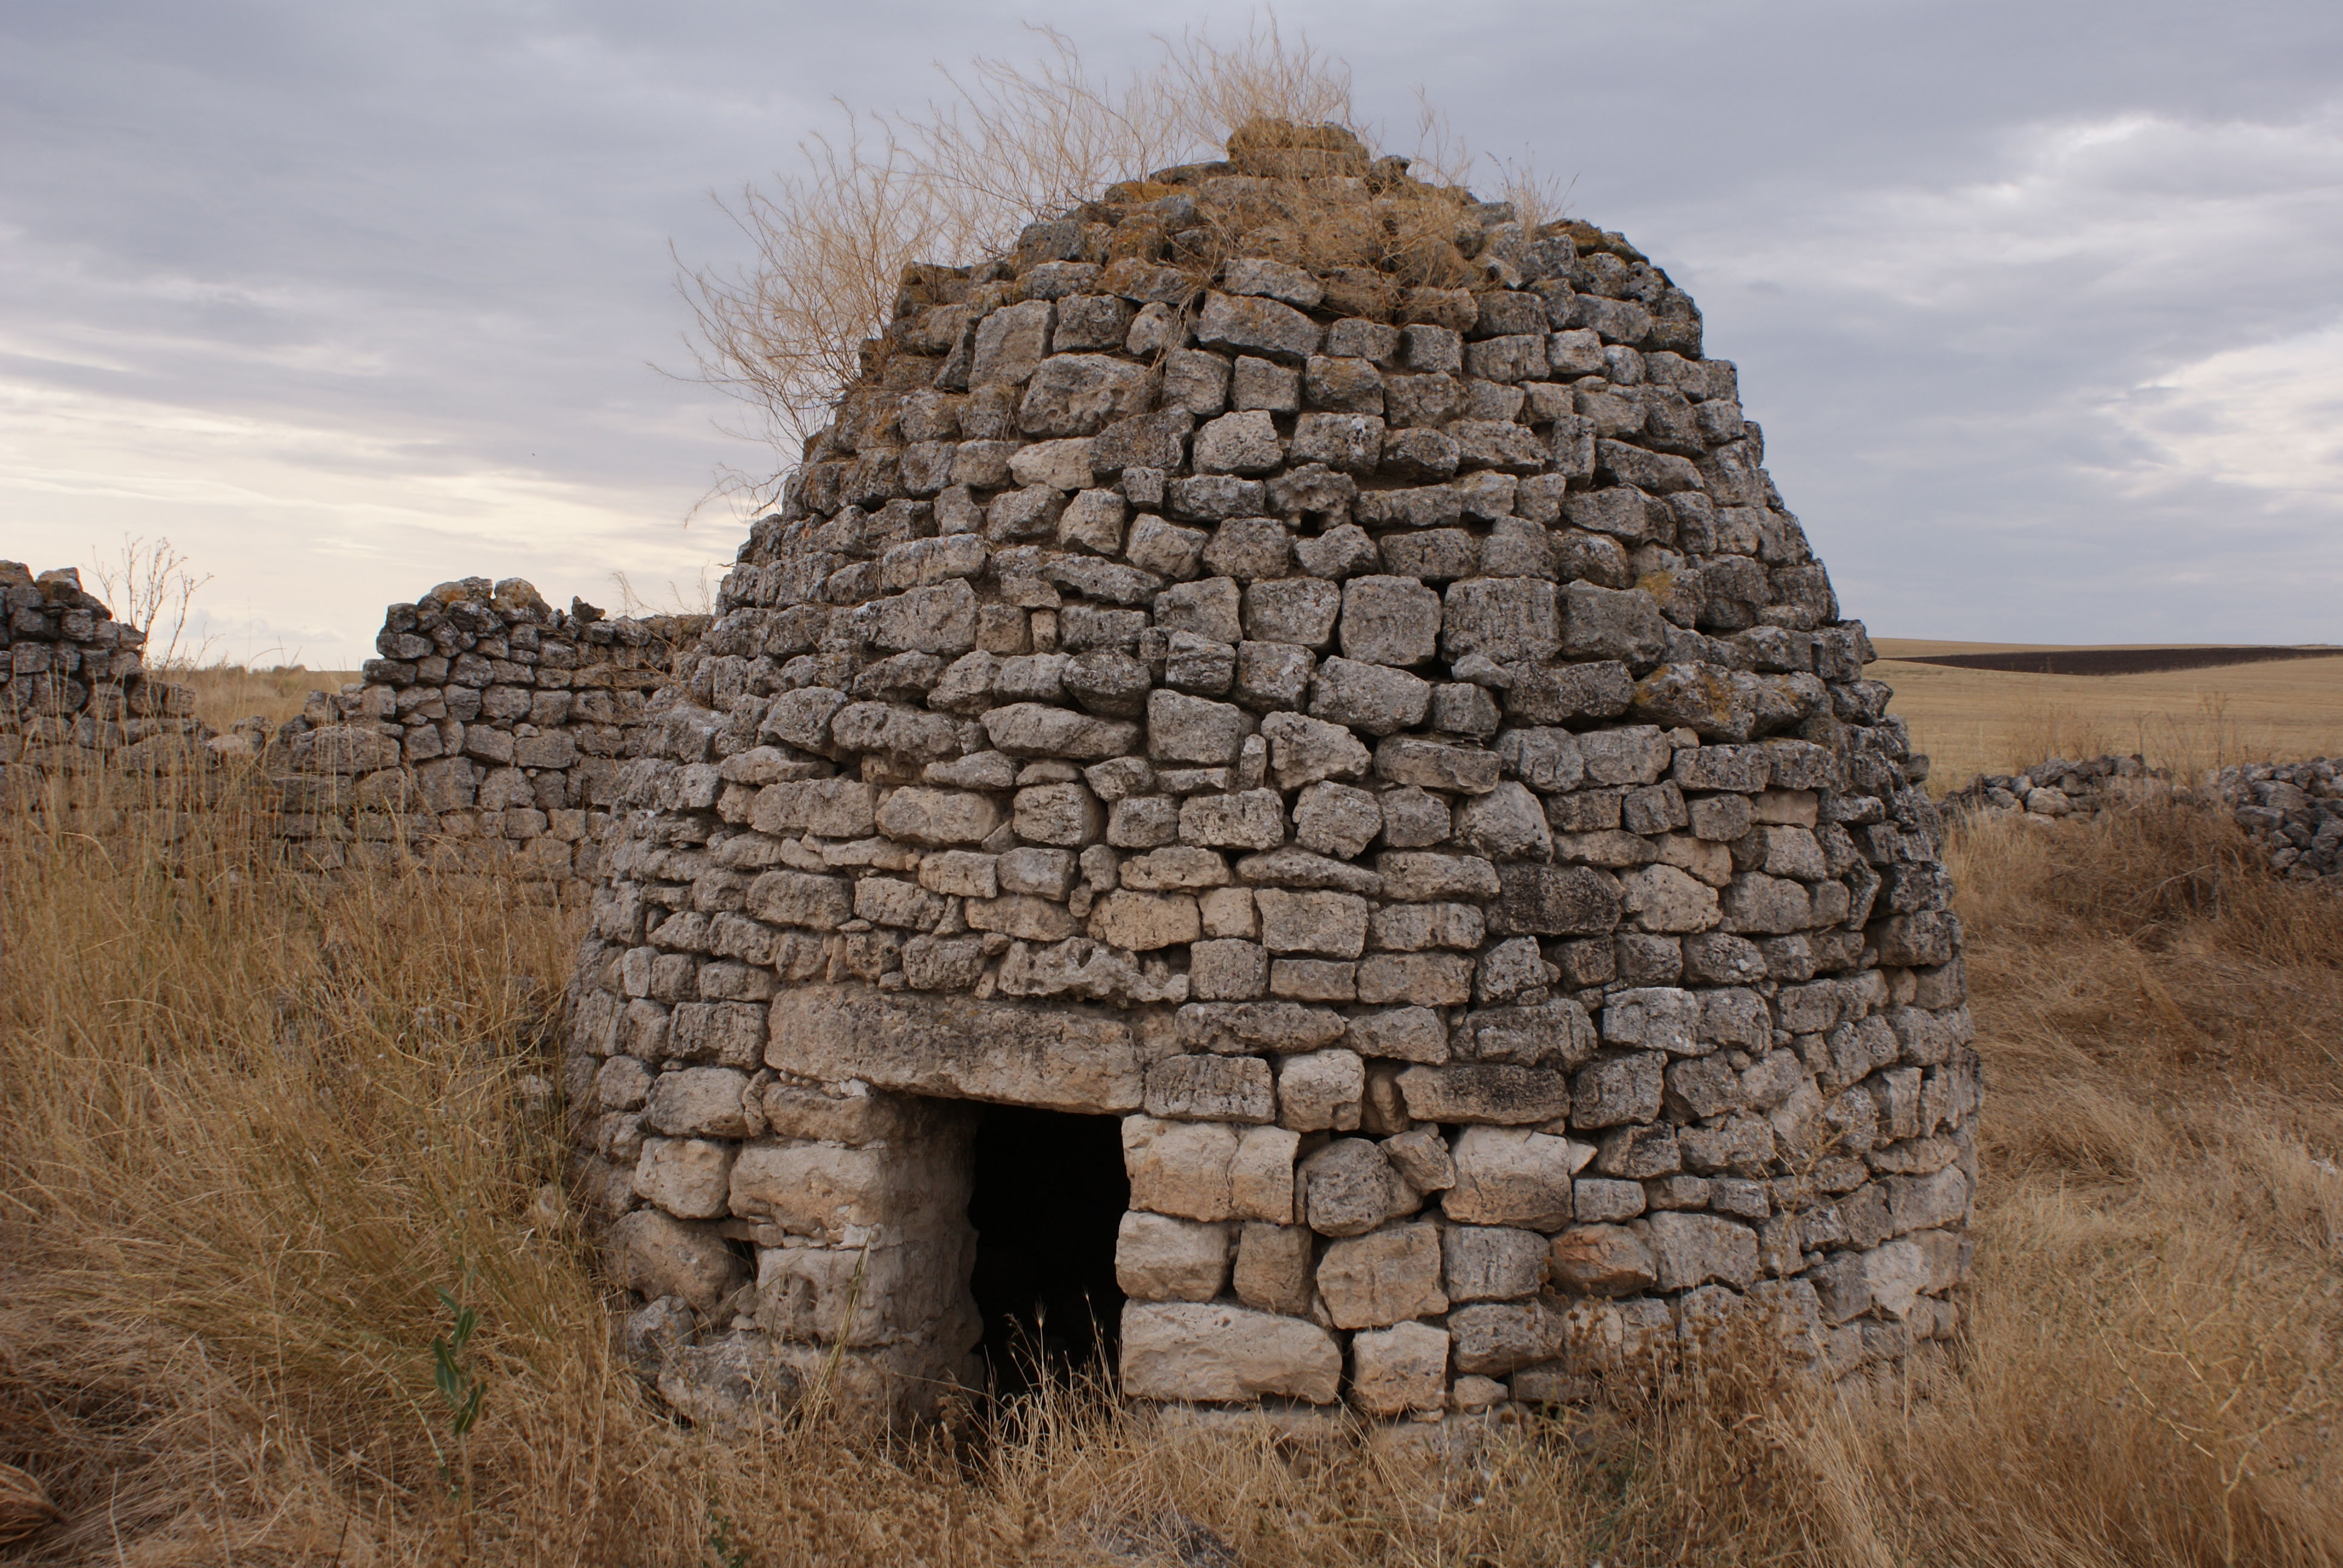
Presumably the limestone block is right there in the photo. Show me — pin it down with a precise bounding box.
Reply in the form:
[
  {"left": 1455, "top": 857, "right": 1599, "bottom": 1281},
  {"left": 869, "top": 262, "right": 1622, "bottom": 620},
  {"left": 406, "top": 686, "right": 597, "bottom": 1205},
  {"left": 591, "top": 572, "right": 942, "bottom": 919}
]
[
  {"left": 1381, "top": 1125, "right": 1456, "bottom": 1192},
  {"left": 1375, "top": 852, "right": 1502, "bottom": 903},
  {"left": 1275, "top": 1048, "right": 1364, "bottom": 1132},
  {"left": 969, "top": 299, "right": 1054, "bottom": 385},
  {"left": 1570, "top": 1052, "right": 1664, "bottom": 1128},
  {"left": 1301, "top": 1137, "right": 1401, "bottom": 1236},
  {"left": 647, "top": 1067, "right": 755, "bottom": 1138},
  {"left": 918, "top": 849, "right": 999, "bottom": 898},
  {"left": 1179, "top": 789, "right": 1286, "bottom": 851},
  {"left": 1244, "top": 577, "right": 1342, "bottom": 647},
  {"left": 1720, "top": 873, "right": 1812, "bottom": 935},
  {"left": 1124, "top": 1116, "right": 1242, "bottom": 1220},
  {"left": 1396, "top": 1063, "right": 1570, "bottom": 1125},
  {"left": 1156, "top": 577, "right": 1245, "bottom": 642},
  {"left": 1346, "top": 1006, "right": 1449, "bottom": 1063},
  {"left": 1256, "top": 889, "right": 1369, "bottom": 958},
  {"left": 1178, "top": 1000, "right": 1345, "bottom": 1054},
  {"left": 1233, "top": 1221, "right": 1315, "bottom": 1314},
  {"left": 1194, "top": 410, "right": 1285, "bottom": 475},
  {"left": 1349, "top": 1321, "right": 1450, "bottom": 1417},
  {"left": 1309, "top": 657, "right": 1432, "bottom": 734},
  {"left": 1230, "top": 1125, "right": 1302, "bottom": 1223},
  {"left": 1190, "top": 937, "right": 1270, "bottom": 1000},
  {"left": 1340, "top": 576, "right": 1441, "bottom": 666},
  {"left": 875, "top": 788, "right": 1004, "bottom": 848},
  {"left": 964, "top": 893, "right": 1078, "bottom": 942},
  {"left": 1374, "top": 735, "right": 1500, "bottom": 794},
  {"left": 1291, "top": 781, "right": 1381, "bottom": 858},
  {"left": 1014, "top": 782, "right": 1104, "bottom": 846},
  {"left": 1457, "top": 782, "right": 1553, "bottom": 861},
  {"left": 1549, "top": 1224, "right": 1659, "bottom": 1296},
  {"left": 1145, "top": 1054, "right": 1276, "bottom": 1123},
  {"left": 1358, "top": 942, "right": 1462, "bottom": 1003},
  {"left": 1452, "top": 1000, "right": 1599, "bottom": 1069},
  {"left": 1369, "top": 901, "right": 1484, "bottom": 952},
  {"left": 634, "top": 1136, "right": 738, "bottom": 1221},
  {"left": 1645, "top": 1211, "right": 1760, "bottom": 1290},
  {"left": 854, "top": 875, "right": 946, "bottom": 932},
  {"left": 1442, "top": 1224, "right": 1548, "bottom": 1301},
  {"left": 1259, "top": 710, "right": 1372, "bottom": 788},
  {"left": 1443, "top": 577, "right": 1560, "bottom": 665},
  {"left": 612, "top": 1207, "right": 747, "bottom": 1312},
  {"left": 1087, "top": 889, "right": 1202, "bottom": 952},
  {"left": 755, "top": 1233, "right": 972, "bottom": 1347},
  {"left": 1148, "top": 690, "right": 1251, "bottom": 765},
  {"left": 1447, "top": 1299, "right": 1568, "bottom": 1376},
  {"left": 983, "top": 702, "right": 1142, "bottom": 760},
  {"left": 1611, "top": 867, "right": 1724, "bottom": 928},
  {"left": 1195, "top": 291, "right": 1324, "bottom": 364},
  {"left": 1443, "top": 1126, "right": 1575, "bottom": 1230},
  {"left": 1116, "top": 1212, "right": 1236, "bottom": 1302},
  {"left": 1019, "top": 353, "right": 1150, "bottom": 437},
  {"left": 1316, "top": 1222, "right": 1447, "bottom": 1329},
  {"left": 1120, "top": 1302, "right": 1341, "bottom": 1403},
  {"left": 729, "top": 1136, "right": 963, "bottom": 1243},
  {"left": 868, "top": 583, "right": 977, "bottom": 656},
  {"left": 766, "top": 987, "right": 1141, "bottom": 1114}
]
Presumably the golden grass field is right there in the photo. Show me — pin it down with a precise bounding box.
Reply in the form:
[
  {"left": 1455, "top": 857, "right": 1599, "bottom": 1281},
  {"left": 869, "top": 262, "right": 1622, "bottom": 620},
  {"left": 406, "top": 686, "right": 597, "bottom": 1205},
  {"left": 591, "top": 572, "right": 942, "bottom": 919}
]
[
  {"left": 2, "top": 659, "right": 2339, "bottom": 1566},
  {"left": 1872, "top": 641, "right": 2343, "bottom": 790}
]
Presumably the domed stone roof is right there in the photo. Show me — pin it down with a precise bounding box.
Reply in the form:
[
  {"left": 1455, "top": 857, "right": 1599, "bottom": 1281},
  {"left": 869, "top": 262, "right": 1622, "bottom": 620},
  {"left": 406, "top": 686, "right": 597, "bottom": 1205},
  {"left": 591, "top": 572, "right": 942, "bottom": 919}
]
[{"left": 568, "top": 125, "right": 1975, "bottom": 1425}]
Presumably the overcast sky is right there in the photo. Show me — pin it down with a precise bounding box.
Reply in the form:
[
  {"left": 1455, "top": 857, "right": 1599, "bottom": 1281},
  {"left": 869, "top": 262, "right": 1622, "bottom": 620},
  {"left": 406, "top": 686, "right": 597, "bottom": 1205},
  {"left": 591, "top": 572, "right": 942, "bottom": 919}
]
[{"left": 5, "top": 1, "right": 2339, "bottom": 668}]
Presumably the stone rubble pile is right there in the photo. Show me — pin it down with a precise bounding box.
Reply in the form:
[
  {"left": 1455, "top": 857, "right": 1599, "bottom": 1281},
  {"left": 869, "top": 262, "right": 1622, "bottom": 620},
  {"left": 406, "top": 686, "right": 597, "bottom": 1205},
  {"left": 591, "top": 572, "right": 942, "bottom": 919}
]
[
  {"left": 0, "top": 561, "right": 210, "bottom": 788},
  {"left": 1944, "top": 755, "right": 2178, "bottom": 822},
  {"left": 1947, "top": 753, "right": 2343, "bottom": 888},
  {"left": 567, "top": 122, "right": 1977, "bottom": 1426},
  {"left": 271, "top": 577, "right": 704, "bottom": 885},
  {"left": 2212, "top": 761, "right": 2343, "bottom": 884}
]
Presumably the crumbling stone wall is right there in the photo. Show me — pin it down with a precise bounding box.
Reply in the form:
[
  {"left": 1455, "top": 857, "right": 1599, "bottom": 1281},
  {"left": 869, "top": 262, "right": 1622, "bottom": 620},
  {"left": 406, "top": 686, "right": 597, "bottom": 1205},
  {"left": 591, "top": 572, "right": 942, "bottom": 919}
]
[
  {"left": 271, "top": 577, "right": 704, "bottom": 885},
  {"left": 1, "top": 561, "right": 211, "bottom": 787},
  {"left": 1951, "top": 754, "right": 2343, "bottom": 886},
  {"left": 568, "top": 126, "right": 1978, "bottom": 1427}
]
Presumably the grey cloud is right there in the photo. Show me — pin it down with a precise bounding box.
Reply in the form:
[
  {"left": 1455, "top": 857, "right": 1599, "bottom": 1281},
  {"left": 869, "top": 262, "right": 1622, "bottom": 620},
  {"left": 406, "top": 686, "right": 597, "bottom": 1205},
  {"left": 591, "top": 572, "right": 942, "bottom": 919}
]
[{"left": 4, "top": 0, "right": 2339, "bottom": 659}]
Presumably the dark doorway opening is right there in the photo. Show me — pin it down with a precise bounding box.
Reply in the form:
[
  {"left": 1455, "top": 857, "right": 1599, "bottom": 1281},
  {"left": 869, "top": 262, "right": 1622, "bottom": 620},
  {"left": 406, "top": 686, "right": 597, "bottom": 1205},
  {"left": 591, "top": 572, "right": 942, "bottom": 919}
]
[{"left": 965, "top": 1105, "right": 1129, "bottom": 1395}]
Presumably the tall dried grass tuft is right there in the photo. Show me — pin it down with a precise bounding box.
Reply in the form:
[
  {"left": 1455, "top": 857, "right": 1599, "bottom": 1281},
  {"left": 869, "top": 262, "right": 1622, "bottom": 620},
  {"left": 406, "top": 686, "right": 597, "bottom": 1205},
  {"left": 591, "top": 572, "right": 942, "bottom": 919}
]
[
  {"left": 4, "top": 759, "right": 2341, "bottom": 1561},
  {"left": 678, "top": 24, "right": 1561, "bottom": 493}
]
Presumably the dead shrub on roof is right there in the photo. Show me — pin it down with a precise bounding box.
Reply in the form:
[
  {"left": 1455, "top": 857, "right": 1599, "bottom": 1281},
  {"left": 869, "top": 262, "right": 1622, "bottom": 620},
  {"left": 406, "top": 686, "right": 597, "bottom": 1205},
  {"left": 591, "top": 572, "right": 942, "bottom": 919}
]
[{"left": 676, "top": 21, "right": 1567, "bottom": 488}]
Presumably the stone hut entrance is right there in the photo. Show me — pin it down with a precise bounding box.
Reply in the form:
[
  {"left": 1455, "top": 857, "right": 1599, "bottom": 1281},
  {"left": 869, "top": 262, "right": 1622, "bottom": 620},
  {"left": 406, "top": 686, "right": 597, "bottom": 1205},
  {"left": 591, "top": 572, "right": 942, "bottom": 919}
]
[{"left": 965, "top": 1105, "right": 1130, "bottom": 1392}]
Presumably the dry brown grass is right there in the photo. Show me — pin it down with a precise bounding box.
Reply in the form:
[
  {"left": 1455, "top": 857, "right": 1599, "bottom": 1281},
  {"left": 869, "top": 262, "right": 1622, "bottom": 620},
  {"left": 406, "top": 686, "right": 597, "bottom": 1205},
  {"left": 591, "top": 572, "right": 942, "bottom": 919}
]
[
  {"left": 2, "top": 762, "right": 2339, "bottom": 1564},
  {"left": 165, "top": 665, "right": 360, "bottom": 734},
  {"left": 1873, "top": 648, "right": 2343, "bottom": 790}
]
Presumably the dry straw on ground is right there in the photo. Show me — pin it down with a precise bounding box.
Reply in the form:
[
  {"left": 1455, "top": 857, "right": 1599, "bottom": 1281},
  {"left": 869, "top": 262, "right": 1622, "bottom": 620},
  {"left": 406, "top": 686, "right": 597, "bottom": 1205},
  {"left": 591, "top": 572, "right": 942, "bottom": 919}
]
[{"left": 2, "top": 747, "right": 2338, "bottom": 1565}]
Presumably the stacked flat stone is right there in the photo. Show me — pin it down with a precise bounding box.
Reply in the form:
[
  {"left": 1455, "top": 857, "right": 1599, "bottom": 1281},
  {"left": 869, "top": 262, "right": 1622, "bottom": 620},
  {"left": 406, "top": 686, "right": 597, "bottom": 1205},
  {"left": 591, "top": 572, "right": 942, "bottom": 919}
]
[
  {"left": 275, "top": 576, "right": 704, "bottom": 886},
  {"left": 566, "top": 126, "right": 1977, "bottom": 1425},
  {"left": 2213, "top": 761, "right": 2343, "bottom": 883},
  {"left": 1, "top": 561, "right": 209, "bottom": 788},
  {"left": 1956, "top": 754, "right": 2343, "bottom": 888},
  {"left": 1944, "top": 754, "right": 2177, "bottom": 823}
]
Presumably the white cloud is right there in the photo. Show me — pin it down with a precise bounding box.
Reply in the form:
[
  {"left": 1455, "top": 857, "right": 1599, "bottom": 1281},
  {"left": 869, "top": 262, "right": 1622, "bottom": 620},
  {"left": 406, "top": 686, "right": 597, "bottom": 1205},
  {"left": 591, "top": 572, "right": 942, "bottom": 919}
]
[{"left": 2110, "top": 321, "right": 2343, "bottom": 503}]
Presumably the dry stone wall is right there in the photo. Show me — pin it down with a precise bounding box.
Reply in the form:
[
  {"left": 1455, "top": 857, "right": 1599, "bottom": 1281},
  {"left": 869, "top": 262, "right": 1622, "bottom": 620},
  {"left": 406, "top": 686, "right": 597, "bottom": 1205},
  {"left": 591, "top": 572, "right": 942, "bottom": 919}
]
[
  {"left": 272, "top": 577, "right": 703, "bottom": 885},
  {"left": 1951, "top": 754, "right": 2343, "bottom": 886},
  {"left": 1, "top": 561, "right": 211, "bottom": 786},
  {"left": 568, "top": 127, "right": 1978, "bottom": 1426}
]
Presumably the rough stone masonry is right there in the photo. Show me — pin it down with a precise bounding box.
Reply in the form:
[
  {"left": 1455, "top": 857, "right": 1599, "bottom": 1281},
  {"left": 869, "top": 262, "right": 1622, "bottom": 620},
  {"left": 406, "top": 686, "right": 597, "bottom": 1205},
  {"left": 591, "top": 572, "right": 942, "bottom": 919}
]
[{"left": 595, "top": 125, "right": 1970, "bottom": 1425}]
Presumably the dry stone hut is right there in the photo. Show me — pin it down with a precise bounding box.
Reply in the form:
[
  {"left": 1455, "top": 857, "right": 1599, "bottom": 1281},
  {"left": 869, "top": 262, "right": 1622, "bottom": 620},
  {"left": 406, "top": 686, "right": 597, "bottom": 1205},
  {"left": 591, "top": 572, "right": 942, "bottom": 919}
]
[{"left": 566, "top": 123, "right": 1977, "bottom": 1426}]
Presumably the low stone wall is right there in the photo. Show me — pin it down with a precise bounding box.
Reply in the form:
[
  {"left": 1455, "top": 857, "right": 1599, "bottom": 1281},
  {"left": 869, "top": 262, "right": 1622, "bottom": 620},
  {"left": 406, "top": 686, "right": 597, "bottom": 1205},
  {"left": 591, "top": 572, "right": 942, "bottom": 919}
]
[
  {"left": 1, "top": 562, "right": 212, "bottom": 786},
  {"left": 3, "top": 562, "right": 701, "bottom": 894},
  {"left": 1945, "top": 756, "right": 2182, "bottom": 820},
  {"left": 1946, "top": 754, "right": 2343, "bottom": 889},
  {"left": 271, "top": 577, "right": 705, "bottom": 886}
]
